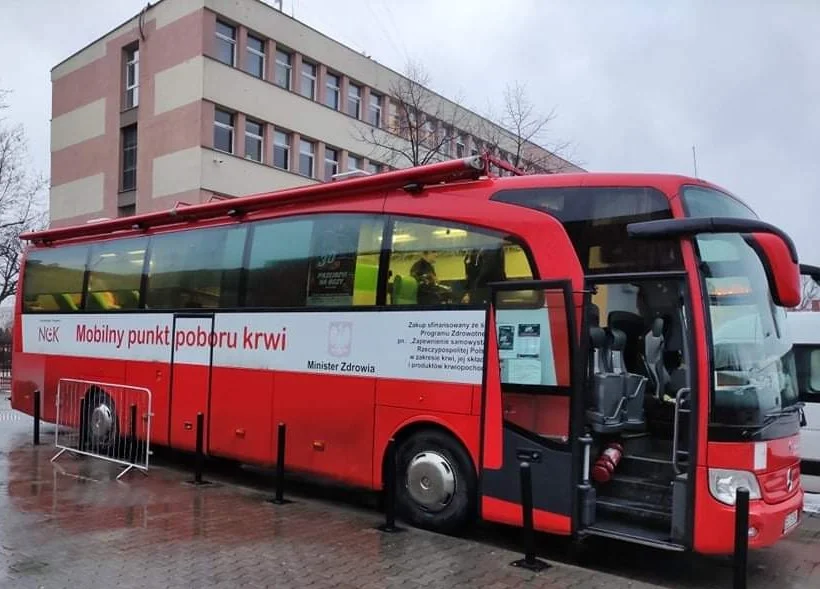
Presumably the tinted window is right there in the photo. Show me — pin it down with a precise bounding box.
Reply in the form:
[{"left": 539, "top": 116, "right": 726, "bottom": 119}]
[
  {"left": 146, "top": 226, "right": 246, "bottom": 309},
  {"left": 86, "top": 237, "right": 147, "bottom": 310},
  {"left": 681, "top": 186, "right": 757, "bottom": 219},
  {"left": 245, "top": 215, "right": 384, "bottom": 308},
  {"left": 492, "top": 186, "right": 681, "bottom": 274},
  {"left": 795, "top": 345, "right": 820, "bottom": 399},
  {"left": 388, "top": 218, "right": 533, "bottom": 306},
  {"left": 23, "top": 245, "right": 88, "bottom": 312}
]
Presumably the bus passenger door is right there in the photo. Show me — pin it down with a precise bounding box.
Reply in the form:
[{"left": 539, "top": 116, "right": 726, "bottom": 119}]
[
  {"left": 480, "top": 281, "right": 578, "bottom": 534},
  {"left": 169, "top": 313, "right": 215, "bottom": 452}
]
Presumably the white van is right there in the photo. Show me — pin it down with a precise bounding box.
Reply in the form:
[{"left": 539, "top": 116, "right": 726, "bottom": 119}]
[{"left": 788, "top": 311, "right": 820, "bottom": 492}]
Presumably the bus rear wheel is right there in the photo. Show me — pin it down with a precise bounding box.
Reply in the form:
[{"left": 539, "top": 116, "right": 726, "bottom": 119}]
[
  {"left": 395, "top": 430, "right": 476, "bottom": 534},
  {"left": 83, "top": 388, "right": 119, "bottom": 453}
]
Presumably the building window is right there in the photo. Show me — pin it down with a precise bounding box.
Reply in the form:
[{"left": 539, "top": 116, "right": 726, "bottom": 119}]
[
  {"left": 214, "top": 109, "right": 234, "bottom": 154},
  {"left": 299, "top": 140, "right": 315, "bottom": 177},
  {"left": 366, "top": 162, "right": 381, "bottom": 175},
  {"left": 118, "top": 204, "right": 136, "bottom": 218},
  {"left": 325, "top": 73, "right": 341, "bottom": 110},
  {"left": 368, "top": 93, "right": 382, "bottom": 126},
  {"left": 275, "top": 49, "right": 292, "bottom": 89},
  {"left": 245, "top": 119, "right": 263, "bottom": 162},
  {"left": 246, "top": 34, "right": 265, "bottom": 79},
  {"left": 456, "top": 139, "right": 465, "bottom": 158},
  {"left": 215, "top": 21, "right": 236, "bottom": 67},
  {"left": 347, "top": 83, "right": 361, "bottom": 118},
  {"left": 121, "top": 125, "right": 137, "bottom": 191},
  {"left": 273, "top": 131, "right": 290, "bottom": 170},
  {"left": 348, "top": 154, "right": 362, "bottom": 172},
  {"left": 124, "top": 46, "right": 139, "bottom": 108},
  {"left": 301, "top": 61, "right": 317, "bottom": 100},
  {"left": 324, "top": 147, "right": 339, "bottom": 181}
]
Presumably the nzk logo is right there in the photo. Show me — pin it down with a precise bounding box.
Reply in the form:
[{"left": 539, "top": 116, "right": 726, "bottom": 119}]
[{"left": 328, "top": 322, "right": 353, "bottom": 357}]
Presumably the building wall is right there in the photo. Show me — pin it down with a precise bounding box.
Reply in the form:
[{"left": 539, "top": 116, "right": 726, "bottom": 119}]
[{"left": 49, "top": 0, "right": 581, "bottom": 228}]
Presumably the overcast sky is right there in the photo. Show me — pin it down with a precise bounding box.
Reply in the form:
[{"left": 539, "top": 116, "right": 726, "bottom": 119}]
[{"left": 0, "top": 0, "right": 817, "bottom": 262}]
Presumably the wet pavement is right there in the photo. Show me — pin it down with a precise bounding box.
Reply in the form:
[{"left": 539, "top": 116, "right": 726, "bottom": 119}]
[{"left": 1, "top": 395, "right": 819, "bottom": 589}]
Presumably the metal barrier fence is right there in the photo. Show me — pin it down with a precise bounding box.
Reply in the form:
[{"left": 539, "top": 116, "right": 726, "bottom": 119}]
[
  {"left": 51, "top": 378, "right": 152, "bottom": 480},
  {"left": 0, "top": 341, "right": 11, "bottom": 393}
]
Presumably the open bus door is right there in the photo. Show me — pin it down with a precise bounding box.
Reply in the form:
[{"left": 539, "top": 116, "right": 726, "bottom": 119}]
[{"left": 479, "top": 280, "right": 580, "bottom": 535}]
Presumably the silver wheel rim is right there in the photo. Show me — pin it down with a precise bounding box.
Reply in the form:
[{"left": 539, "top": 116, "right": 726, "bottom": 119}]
[
  {"left": 90, "top": 402, "right": 114, "bottom": 442},
  {"left": 405, "top": 451, "right": 456, "bottom": 512}
]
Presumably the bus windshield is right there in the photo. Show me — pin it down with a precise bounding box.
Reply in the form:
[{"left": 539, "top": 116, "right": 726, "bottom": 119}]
[{"left": 682, "top": 187, "right": 800, "bottom": 436}]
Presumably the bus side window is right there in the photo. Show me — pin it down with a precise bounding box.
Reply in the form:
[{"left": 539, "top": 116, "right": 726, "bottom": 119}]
[
  {"left": 245, "top": 214, "right": 382, "bottom": 309},
  {"left": 146, "top": 226, "right": 246, "bottom": 310},
  {"left": 796, "top": 346, "right": 820, "bottom": 401},
  {"left": 86, "top": 237, "right": 147, "bottom": 310},
  {"left": 387, "top": 218, "right": 533, "bottom": 306},
  {"left": 22, "top": 244, "right": 88, "bottom": 313}
]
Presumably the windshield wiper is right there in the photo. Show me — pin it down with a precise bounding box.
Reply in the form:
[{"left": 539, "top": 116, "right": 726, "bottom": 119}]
[{"left": 741, "top": 403, "right": 805, "bottom": 439}]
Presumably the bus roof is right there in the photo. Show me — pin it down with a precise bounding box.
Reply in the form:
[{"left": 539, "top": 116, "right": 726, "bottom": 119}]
[{"left": 23, "top": 154, "right": 726, "bottom": 246}]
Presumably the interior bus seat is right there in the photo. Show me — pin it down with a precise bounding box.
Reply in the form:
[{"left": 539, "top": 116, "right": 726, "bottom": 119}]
[
  {"left": 608, "top": 327, "right": 648, "bottom": 431},
  {"left": 88, "top": 291, "right": 120, "bottom": 311},
  {"left": 353, "top": 262, "right": 379, "bottom": 305},
  {"left": 391, "top": 275, "right": 418, "bottom": 305},
  {"left": 586, "top": 326, "right": 628, "bottom": 434},
  {"left": 644, "top": 317, "right": 669, "bottom": 400},
  {"left": 55, "top": 293, "right": 79, "bottom": 311}
]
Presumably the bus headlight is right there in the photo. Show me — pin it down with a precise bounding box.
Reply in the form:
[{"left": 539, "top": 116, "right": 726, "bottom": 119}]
[{"left": 708, "top": 468, "right": 761, "bottom": 506}]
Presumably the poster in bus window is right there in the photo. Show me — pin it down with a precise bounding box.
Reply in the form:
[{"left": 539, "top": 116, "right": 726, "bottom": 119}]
[{"left": 306, "top": 217, "right": 360, "bottom": 306}]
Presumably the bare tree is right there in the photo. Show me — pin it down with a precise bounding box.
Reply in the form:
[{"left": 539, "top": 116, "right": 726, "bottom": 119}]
[
  {"left": 478, "top": 81, "right": 577, "bottom": 173},
  {"left": 0, "top": 89, "right": 48, "bottom": 305},
  {"left": 796, "top": 275, "right": 820, "bottom": 311},
  {"left": 357, "top": 60, "right": 468, "bottom": 168}
]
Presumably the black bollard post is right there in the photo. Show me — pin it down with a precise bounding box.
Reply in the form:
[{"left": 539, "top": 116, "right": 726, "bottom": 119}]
[
  {"left": 267, "top": 422, "right": 291, "bottom": 504},
  {"left": 78, "top": 397, "right": 88, "bottom": 451},
  {"left": 129, "top": 404, "right": 138, "bottom": 463},
  {"left": 511, "top": 462, "right": 551, "bottom": 572},
  {"left": 377, "top": 438, "right": 403, "bottom": 533},
  {"left": 194, "top": 412, "right": 206, "bottom": 485},
  {"left": 32, "top": 390, "right": 41, "bottom": 446},
  {"left": 733, "top": 487, "right": 750, "bottom": 589}
]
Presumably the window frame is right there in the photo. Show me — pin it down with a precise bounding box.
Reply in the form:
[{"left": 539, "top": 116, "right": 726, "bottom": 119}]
[
  {"left": 368, "top": 92, "right": 382, "bottom": 126},
  {"left": 213, "top": 108, "right": 235, "bottom": 154},
  {"left": 244, "top": 118, "right": 264, "bottom": 163},
  {"left": 325, "top": 72, "right": 341, "bottom": 109},
  {"left": 299, "top": 138, "right": 315, "bottom": 177},
  {"left": 274, "top": 49, "right": 292, "bottom": 89},
  {"left": 121, "top": 125, "right": 138, "bottom": 192},
  {"left": 347, "top": 83, "right": 362, "bottom": 118},
  {"left": 124, "top": 45, "right": 139, "bottom": 108},
  {"left": 348, "top": 154, "right": 362, "bottom": 172},
  {"left": 215, "top": 20, "right": 237, "bottom": 67},
  {"left": 245, "top": 33, "right": 266, "bottom": 79},
  {"left": 300, "top": 60, "right": 317, "bottom": 100},
  {"left": 273, "top": 130, "right": 291, "bottom": 170},
  {"left": 324, "top": 146, "right": 339, "bottom": 181}
]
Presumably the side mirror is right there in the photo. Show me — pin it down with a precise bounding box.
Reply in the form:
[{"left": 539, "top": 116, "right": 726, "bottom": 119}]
[
  {"left": 742, "top": 232, "right": 800, "bottom": 308},
  {"left": 800, "top": 263, "right": 820, "bottom": 286},
  {"left": 627, "top": 217, "right": 801, "bottom": 307}
]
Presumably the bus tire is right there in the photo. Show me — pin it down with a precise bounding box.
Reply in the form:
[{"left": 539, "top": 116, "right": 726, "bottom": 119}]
[
  {"left": 394, "top": 430, "right": 476, "bottom": 534},
  {"left": 83, "top": 387, "right": 119, "bottom": 453}
]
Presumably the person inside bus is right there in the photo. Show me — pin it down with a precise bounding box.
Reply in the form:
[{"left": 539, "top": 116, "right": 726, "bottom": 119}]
[
  {"left": 462, "top": 246, "right": 505, "bottom": 304},
  {"left": 410, "top": 250, "right": 452, "bottom": 304}
]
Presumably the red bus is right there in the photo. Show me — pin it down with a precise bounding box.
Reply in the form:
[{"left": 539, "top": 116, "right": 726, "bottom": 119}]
[{"left": 11, "top": 155, "right": 806, "bottom": 554}]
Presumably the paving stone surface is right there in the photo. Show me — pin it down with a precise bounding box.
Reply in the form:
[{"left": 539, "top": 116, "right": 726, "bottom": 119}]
[{"left": 1, "top": 397, "right": 818, "bottom": 588}]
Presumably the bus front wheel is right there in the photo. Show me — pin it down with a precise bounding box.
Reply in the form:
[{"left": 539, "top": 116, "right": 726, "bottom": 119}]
[{"left": 394, "top": 430, "right": 476, "bottom": 534}]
